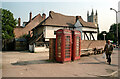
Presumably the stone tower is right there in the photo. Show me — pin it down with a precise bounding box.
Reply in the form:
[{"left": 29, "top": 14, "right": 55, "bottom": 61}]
[
  {"left": 87, "top": 9, "right": 98, "bottom": 26},
  {"left": 87, "top": 9, "right": 99, "bottom": 36}
]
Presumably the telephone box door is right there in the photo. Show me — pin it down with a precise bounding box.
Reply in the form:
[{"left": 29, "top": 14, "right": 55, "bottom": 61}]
[
  {"left": 64, "top": 35, "right": 72, "bottom": 62},
  {"left": 56, "top": 29, "right": 72, "bottom": 62},
  {"left": 72, "top": 30, "right": 81, "bottom": 61}
]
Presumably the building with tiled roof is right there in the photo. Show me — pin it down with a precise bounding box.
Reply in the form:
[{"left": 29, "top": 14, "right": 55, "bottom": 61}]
[
  {"left": 14, "top": 10, "right": 99, "bottom": 51},
  {"left": 27, "top": 10, "right": 99, "bottom": 53},
  {"left": 14, "top": 12, "right": 46, "bottom": 38},
  {"left": 30, "top": 11, "right": 98, "bottom": 45}
]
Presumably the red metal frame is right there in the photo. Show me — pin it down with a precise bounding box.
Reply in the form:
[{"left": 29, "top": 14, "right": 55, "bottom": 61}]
[
  {"left": 56, "top": 29, "right": 72, "bottom": 62},
  {"left": 72, "top": 30, "right": 81, "bottom": 61}
]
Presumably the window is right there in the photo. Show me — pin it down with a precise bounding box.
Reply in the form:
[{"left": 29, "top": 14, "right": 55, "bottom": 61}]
[
  {"left": 57, "top": 36, "right": 61, "bottom": 57},
  {"left": 65, "top": 36, "right": 70, "bottom": 58},
  {"left": 76, "top": 36, "right": 80, "bottom": 56}
]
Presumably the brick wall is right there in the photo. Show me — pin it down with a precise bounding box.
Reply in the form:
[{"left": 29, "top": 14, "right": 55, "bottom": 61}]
[
  {"left": 49, "top": 38, "right": 56, "bottom": 61},
  {"left": 81, "top": 40, "right": 106, "bottom": 49},
  {"left": 49, "top": 39, "right": 106, "bottom": 60}
]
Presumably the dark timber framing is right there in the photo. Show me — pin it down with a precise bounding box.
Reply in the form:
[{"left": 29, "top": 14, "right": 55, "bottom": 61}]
[{"left": 83, "top": 31, "right": 97, "bottom": 40}]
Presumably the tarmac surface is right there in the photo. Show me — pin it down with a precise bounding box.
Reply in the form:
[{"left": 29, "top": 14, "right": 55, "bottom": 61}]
[{"left": 2, "top": 48, "right": 119, "bottom": 77}]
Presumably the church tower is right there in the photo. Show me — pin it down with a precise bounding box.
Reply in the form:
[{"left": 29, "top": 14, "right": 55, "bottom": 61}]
[
  {"left": 87, "top": 9, "right": 99, "bottom": 38},
  {"left": 87, "top": 9, "right": 98, "bottom": 26}
]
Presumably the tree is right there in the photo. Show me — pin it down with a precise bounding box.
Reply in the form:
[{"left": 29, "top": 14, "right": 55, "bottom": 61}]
[
  {"left": 1, "top": 8, "right": 17, "bottom": 39},
  {"left": 98, "top": 31, "right": 107, "bottom": 40},
  {"left": 98, "top": 23, "right": 120, "bottom": 44},
  {"left": 109, "top": 23, "right": 120, "bottom": 44},
  {"left": 106, "top": 32, "right": 114, "bottom": 41}
]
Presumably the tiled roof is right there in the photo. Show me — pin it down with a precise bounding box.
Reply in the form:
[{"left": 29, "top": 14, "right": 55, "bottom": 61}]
[
  {"left": 14, "top": 11, "right": 97, "bottom": 38},
  {"left": 38, "top": 11, "right": 97, "bottom": 28},
  {"left": 42, "top": 11, "right": 76, "bottom": 27},
  {"left": 77, "top": 16, "right": 97, "bottom": 28},
  {"left": 14, "top": 14, "right": 45, "bottom": 38}
]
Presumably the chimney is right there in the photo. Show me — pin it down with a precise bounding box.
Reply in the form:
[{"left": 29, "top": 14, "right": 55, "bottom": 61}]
[
  {"left": 49, "top": 11, "right": 53, "bottom": 18},
  {"left": 76, "top": 16, "right": 79, "bottom": 22},
  {"left": 29, "top": 12, "right": 32, "bottom": 21},
  {"left": 18, "top": 17, "right": 21, "bottom": 26},
  {"left": 42, "top": 13, "right": 46, "bottom": 19}
]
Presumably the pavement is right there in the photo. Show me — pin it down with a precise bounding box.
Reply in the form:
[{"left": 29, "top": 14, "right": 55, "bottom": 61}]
[
  {"left": 0, "top": 51, "right": 2, "bottom": 79},
  {"left": 2, "top": 48, "right": 119, "bottom": 77}
]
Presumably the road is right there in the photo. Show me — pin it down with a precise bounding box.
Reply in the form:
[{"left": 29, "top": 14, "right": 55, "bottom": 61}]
[{"left": 2, "top": 48, "right": 119, "bottom": 77}]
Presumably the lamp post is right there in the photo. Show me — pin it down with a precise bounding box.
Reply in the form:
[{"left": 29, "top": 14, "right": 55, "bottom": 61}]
[
  {"left": 110, "top": 8, "right": 120, "bottom": 46},
  {"left": 103, "top": 33, "right": 106, "bottom": 40}
]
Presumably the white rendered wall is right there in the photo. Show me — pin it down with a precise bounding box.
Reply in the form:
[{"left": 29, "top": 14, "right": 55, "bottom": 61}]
[
  {"left": 34, "top": 47, "right": 49, "bottom": 52},
  {"left": 44, "top": 26, "right": 64, "bottom": 41},
  {"left": 44, "top": 26, "right": 64, "bottom": 38}
]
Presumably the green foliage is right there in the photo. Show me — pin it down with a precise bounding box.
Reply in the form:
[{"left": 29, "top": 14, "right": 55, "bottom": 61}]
[
  {"left": 109, "top": 23, "right": 120, "bottom": 43},
  {"left": 1, "top": 8, "right": 17, "bottom": 39},
  {"left": 106, "top": 32, "right": 114, "bottom": 40},
  {"left": 98, "top": 31, "right": 107, "bottom": 40},
  {"left": 98, "top": 23, "right": 120, "bottom": 44}
]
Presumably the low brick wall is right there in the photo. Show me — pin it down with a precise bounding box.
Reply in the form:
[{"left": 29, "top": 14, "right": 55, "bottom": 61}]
[
  {"left": 49, "top": 39, "right": 106, "bottom": 60},
  {"left": 81, "top": 40, "right": 106, "bottom": 50},
  {"left": 81, "top": 40, "right": 106, "bottom": 55},
  {"left": 49, "top": 38, "right": 56, "bottom": 61}
]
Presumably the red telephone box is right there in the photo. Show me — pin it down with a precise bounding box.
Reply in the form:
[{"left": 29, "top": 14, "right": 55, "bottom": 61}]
[
  {"left": 56, "top": 29, "right": 72, "bottom": 63},
  {"left": 72, "top": 30, "right": 81, "bottom": 61}
]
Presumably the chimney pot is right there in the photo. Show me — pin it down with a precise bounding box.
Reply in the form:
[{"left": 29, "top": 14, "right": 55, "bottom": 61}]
[
  {"left": 18, "top": 17, "right": 21, "bottom": 26},
  {"left": 42, "top": 13, "right": 46, "bottom": 19},
  {"left": 76, "top": 16, "right": 79, "bottom": 22},
  {"left": 30, "top": 12, "right": 32, "bottom": 21}
]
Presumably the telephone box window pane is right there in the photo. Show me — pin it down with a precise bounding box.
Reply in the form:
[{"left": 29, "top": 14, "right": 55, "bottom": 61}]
[
  {"left": 65, "top": 56, "right": 70, "bottom": 58},
  {"left": 57, "top": 36, "right": 61, "bottom": 57},
  {"left": 66, "top": 44, "right": 70, "bottom": 46},
  {"left": 76, "top": 36, "right": 80, "bottom": 56},
  {"left": 65, "top": 50, "right": 70, "bottom": 52},
  {"left": 65, "top": 53, "right": 70, "bottom": 56},
  {"left": 65, "top": 47, "right": 70, "bottom": 49},
  {"left": 66, "top": 39, "right": 70, "bottom": 41},
  {"left": 65, "top": 36, "right": 70, "bottom": 58}
]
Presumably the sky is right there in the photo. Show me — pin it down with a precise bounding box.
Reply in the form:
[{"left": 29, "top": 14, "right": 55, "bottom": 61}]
[
  {"left": 118, "top": 1, "right": 120, "bottom": 23},
  {"left": 1, "top": 0, "right": 120, "bottom": 32}
]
